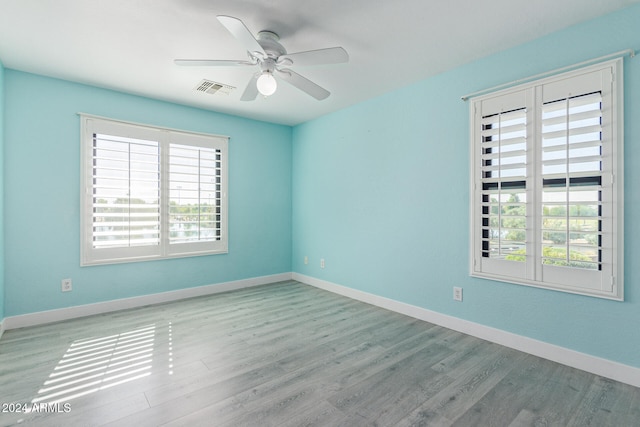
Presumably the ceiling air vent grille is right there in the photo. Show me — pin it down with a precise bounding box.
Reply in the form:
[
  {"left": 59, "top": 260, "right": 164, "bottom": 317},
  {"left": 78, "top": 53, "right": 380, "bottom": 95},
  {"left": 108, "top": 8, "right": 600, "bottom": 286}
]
[{"left": 194, "top": 79, "right": 235, "bottom": 96}]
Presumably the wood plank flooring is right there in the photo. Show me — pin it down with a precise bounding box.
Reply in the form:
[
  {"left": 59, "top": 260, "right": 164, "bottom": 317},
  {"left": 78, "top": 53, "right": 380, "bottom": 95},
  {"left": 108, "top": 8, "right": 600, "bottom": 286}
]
[{"left": 0, "top": 280, "right": 638, "bottom": 426}]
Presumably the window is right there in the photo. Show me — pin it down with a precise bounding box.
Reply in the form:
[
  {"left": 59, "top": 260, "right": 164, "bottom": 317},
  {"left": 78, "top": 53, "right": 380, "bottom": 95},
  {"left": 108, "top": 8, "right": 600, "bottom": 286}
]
[
  {"left": 81, "top": 115, "right": 228, "bottom": 266},
  {"left": 470, "top": 59, "right": 623, "bottom": 300}
]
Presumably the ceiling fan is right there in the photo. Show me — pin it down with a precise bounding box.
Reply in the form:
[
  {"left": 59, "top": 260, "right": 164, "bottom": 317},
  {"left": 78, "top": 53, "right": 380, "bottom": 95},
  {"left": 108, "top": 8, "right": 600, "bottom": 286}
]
[{"left": 175, "top": 15, "right": 349, "bottom": 101}]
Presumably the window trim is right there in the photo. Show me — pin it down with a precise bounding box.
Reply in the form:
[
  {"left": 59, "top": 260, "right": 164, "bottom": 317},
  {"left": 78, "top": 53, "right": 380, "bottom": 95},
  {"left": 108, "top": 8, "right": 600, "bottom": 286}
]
[
  {"left": 469, "top": 59, "right": 624, "bottom": 300},
  {"left": 80, "top": 114, "right": 229, "bottom": 266}
]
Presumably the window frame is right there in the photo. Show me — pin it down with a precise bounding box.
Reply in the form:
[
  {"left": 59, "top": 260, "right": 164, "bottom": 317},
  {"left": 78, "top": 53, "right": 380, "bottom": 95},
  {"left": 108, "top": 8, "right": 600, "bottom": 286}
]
[
  {"left": 469, "top": 59, "right": 624, "bottom": 300},
  {"left": 80, "top": 114, "right": 228, "bottom": 266}
]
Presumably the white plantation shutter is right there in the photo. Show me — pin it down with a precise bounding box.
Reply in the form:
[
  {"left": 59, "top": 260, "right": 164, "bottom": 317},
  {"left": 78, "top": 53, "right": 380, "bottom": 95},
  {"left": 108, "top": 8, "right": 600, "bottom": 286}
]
[
  {"left": 471, "top": 59, "right": 623, "bottom": 300},
  {"left": 92, "top": 134, "right": 160, "bottom": 249},
  {"left": 169, "top": 144, "right": 221, "bottom": 244},
  {"left": 165, "top": 133, "right": 227, "bottom": 257},
  {"left": 537, "top": 68, "right": 618, "bottom": 292},
  {"left": 540, "top": 93, "right": 603, "bottom": 274},
  {"left": 81, "top": 116, "right": 228, "bottom": 265},
  {"left": 476, "top": 90, "right": 531, "bottom": 280}
]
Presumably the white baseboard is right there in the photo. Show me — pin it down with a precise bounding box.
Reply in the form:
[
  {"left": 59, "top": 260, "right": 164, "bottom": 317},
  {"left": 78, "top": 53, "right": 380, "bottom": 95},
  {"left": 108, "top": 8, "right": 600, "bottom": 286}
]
[
  {"left": 3, "top": 273, "right": 293, "bottom": 330},
  {"left": 0, "top": 318, "right": 4, "bottom": 340},
  {"left": 293, "top": 272, "right": 640, "bottom": 389}
]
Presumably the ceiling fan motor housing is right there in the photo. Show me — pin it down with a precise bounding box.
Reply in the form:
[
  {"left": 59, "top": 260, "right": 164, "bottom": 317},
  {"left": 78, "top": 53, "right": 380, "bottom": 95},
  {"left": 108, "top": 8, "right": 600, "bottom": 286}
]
[{"left": 256, "top": 31, "right": 286, "bottom": 58}]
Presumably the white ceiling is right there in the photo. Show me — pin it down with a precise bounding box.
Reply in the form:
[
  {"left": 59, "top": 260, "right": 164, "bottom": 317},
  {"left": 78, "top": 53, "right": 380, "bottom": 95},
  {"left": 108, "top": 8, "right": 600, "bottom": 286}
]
[{"left": 1, "top": 0, "right": 638, "bottom": 126}]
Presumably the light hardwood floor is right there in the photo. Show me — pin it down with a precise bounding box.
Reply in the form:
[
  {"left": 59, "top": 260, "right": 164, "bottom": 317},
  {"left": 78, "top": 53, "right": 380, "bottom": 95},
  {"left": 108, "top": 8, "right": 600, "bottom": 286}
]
[{"left": 0, "top": 280, "right": 638, "bottom": 426}]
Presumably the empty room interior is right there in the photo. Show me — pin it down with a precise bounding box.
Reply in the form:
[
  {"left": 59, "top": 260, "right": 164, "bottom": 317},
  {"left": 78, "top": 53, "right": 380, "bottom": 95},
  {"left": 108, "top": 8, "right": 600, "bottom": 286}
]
[{"left": 1, "top": 1, "right": 640, "bottom": 425}]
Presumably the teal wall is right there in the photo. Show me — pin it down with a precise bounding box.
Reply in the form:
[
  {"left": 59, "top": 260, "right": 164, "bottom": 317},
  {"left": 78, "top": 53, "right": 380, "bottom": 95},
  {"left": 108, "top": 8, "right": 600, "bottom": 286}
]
[
  {"left": 0, "top": 60, "right": 4, "bottom": 322},
  {"left": 4, "top": 71, "right": 292, "bottom": 316},
  {"left": 292, "top": 4, "right": 640, "bottom": 368}
]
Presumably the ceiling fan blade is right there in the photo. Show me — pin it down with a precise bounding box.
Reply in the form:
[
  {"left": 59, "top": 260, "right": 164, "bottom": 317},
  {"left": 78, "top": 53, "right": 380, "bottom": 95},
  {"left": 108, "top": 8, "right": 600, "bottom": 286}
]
[
  {"left": 279, "top": 47, "right": 349, "bottom": 67},
  {"left": 174, "top": 59, "right": 255, "bottom": 67},
  {"left": 240, "top": 73, "right": 259, "bottom": 101},
  {"left": 276, "top": 69, "right": 330, "bottom": 100},
  {"left": 217, "top": 15, "right": 265, "bottom": 57}
]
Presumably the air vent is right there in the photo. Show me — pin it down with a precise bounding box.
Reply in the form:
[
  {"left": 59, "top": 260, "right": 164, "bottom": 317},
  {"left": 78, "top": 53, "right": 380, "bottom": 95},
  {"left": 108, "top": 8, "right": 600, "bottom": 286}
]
[{"left": 194, "top": 79, "right": 235, "bottom": 96}]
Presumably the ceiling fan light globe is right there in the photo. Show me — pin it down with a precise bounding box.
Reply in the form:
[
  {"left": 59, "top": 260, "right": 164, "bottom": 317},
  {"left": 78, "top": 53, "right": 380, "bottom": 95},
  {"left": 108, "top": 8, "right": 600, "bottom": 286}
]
[{"left": 257, "top": 72, "right": 277, "bottom": 96}]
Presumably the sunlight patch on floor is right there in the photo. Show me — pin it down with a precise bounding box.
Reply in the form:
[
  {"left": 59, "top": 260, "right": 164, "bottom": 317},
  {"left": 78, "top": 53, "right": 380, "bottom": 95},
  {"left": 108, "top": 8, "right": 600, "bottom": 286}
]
[{"left": 31, "top": 324, "right": 157, "bottom": 404}]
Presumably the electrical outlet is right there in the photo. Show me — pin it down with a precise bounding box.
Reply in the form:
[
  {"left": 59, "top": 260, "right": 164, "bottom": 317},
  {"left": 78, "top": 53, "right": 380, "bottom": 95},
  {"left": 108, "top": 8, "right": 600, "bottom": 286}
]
[
  {"left": 320, "top": 258, "right": 325, "bottom": 269},
  {"left": 61, "top": 278, "right": 72, "bottom": 292},
  {"left": 304, "top": 256, "right": 308, "bottom": 265},
  {"left": 453, "top": 287, "right": 463, "bottom": 302}
]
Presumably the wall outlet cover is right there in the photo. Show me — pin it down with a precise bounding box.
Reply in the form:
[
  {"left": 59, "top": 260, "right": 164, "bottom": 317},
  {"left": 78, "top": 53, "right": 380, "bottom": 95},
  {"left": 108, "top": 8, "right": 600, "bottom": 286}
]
[
  {"left": 453, "top": 287, "right": 463, "bottom": 302},
  {"left": 61, "top": 279, "right": 72, "bottom": 292}
]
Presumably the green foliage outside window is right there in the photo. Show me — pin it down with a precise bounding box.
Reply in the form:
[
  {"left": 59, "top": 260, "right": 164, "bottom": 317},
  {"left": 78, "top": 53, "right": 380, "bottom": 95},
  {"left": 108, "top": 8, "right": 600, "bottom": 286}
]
[{"left": 506, "top": 246, "right": 596, "bottom": 269}]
